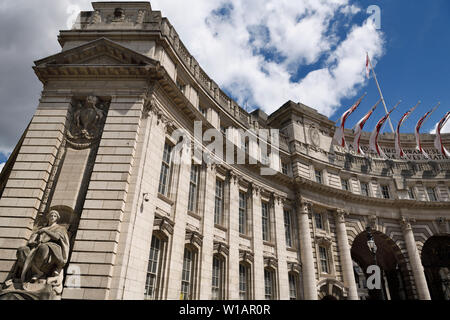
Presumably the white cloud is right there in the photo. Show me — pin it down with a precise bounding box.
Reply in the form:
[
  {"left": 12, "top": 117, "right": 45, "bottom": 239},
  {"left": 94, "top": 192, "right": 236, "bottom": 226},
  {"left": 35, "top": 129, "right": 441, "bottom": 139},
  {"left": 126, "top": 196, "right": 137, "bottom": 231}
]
[
  {"left": 0, "top": 0, "right": 385, "bottom": 151},
  {"left": 430, "top": 117, "right": 450, "bottom": 134},
  {"left": 150, "top": 0, "right": 384, "bottom": 116}
]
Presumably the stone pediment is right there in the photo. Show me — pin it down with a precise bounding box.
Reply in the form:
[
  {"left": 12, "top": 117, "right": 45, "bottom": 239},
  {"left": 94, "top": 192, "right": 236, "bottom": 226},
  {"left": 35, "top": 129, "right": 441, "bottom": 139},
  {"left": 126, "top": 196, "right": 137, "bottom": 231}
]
[{"left": 33, "top": 37, "right": 161, "bottom": 82}]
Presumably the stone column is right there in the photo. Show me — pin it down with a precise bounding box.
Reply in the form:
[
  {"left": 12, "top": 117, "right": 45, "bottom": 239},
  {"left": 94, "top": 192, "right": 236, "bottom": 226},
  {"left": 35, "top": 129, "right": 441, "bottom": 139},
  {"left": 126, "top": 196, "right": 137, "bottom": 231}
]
[
  {"left": 334, "top": 209, "right": 358, "bottom": 300},
  {"left": 297, "top": 200, "right": 317, "bottom": 300},
  {"left": 227, "top": 172, "right": 240, "bottom": 299},
  {"left": 400, "top": 217, "right": 431, "bottom": 300},
  {"left": 251, "top": 185, "right": 265, "bottom": 300},
  {"left": 198, "top": 163, "right": 216, "bottom": 299},
  {"left": 273, "top": 195, "right": 290, "bottom": 300}
]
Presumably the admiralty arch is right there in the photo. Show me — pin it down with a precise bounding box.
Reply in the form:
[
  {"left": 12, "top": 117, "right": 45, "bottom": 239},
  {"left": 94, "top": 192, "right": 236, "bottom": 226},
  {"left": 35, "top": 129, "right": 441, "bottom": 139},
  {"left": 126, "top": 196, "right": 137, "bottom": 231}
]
[{"left": 0, "top": 2, "right": 448, "bottom": 300}]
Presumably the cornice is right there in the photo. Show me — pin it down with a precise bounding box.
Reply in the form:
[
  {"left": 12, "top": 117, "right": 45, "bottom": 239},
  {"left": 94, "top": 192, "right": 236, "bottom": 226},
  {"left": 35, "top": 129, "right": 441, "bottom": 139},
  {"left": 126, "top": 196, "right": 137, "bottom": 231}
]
[{"left": 295, "top": 175, "right": 450, "bottom": 209}]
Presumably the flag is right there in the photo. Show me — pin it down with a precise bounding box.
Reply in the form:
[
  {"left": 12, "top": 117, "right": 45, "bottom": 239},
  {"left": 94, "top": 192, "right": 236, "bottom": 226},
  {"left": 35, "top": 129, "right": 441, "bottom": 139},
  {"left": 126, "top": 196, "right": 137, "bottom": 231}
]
[
  {"left": 394, "top": 101, "right": 420, "bottom": 158},
  {"left": 369, "top": 102, "right": 400, "bottom": 158},
  {"left": 353, "top": 99, "right": 381, "bottom": 155},
  {"left": 415, "top": 103, "right": 440, "bottom": 159},
  {"left": 333, "top": 93, "right": 367, "bottom": 148},
  {"left": 366, "top": 53, "right": 370, "bottom": 79},
  {"left": 434, "top": 111, "right": 450, "bottom": 158}
]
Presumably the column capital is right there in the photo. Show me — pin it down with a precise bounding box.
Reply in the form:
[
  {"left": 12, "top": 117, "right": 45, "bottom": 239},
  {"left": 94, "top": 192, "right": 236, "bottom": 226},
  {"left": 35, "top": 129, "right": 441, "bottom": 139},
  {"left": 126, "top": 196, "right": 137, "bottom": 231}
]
[
  {"left": 227, "top": 170, "right": 242, "bottom": 185},
  {"left": 250, "top": 183, "right": 261, "bottom": 197},
  {"left": 333, "top": 208, "right": 348, "bottom": 224},
  {"left": 400, "top": 216, "right": 415, "bottom": 232},
  {"left": 272, "top": 193, "right": 287, "bottom": 206},
  {"left": 298, "top": 199, "right": 311, "bottom": 214}
]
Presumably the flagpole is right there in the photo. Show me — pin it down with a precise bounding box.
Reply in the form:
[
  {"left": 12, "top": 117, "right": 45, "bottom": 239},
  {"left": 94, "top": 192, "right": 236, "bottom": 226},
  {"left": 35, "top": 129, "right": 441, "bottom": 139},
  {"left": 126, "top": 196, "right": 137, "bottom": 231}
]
[{"left": 367, "top": 53, "right": 395, "bottom": 133}]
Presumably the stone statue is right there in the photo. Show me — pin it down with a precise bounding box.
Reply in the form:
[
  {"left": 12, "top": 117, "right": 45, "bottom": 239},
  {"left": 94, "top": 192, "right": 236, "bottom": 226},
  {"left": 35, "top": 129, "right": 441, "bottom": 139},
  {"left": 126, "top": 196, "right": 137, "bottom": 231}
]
[
  {"left": 16, "top": 210, "right": 70, "bottom": 283},
  {"left": 0, "top": 210, "right": 70, "bottom": 299}
]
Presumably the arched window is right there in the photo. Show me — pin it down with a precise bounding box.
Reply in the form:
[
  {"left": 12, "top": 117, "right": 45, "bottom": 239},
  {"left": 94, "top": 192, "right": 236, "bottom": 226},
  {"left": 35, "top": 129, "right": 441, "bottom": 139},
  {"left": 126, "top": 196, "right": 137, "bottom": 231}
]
[
  {"left": 212, "top": 254, "right": 225, "bottom": 299},
  {"left": 239, "top": 262, "right": 251, "bottom": 300},
  {"left": 288, "top": 272, "right": 300, "bottom": 300},
  {"left": 264, "top": 268, "right": 276, "bottom": 300},
  {"left": 144, "top": 235, "right": 166, "bottom": 300},
  {"left": 181, "top": 247, "right": 196, "bottom": 300}
]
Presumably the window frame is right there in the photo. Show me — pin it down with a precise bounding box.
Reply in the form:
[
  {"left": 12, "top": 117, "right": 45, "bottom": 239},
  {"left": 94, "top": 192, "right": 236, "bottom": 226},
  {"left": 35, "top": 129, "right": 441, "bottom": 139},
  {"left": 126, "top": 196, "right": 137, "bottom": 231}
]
[
  {"left": 158, "top": 141, "right": 173, "bottom": 196},
  {"left": 264, "top": 268, "right": 276, "bottom": 300},
  {"left": 261, "top": 201, "right": 270, "bottom": 242},
  {"left": 381, "top": 185, "right": 390, "bottom": 199},
  {"left": 360, "top": 182, "right": 370, "bottom": 197},
  {"left": 315, "top": 169, "right": 323, "bottom": 184},
  {"left": 426, "top": 187, "right": 437, "bottom": 202},
  {"left": 214, "top": 178, "right": 224, "bottom": 225},
  {"left": 211, "top": 254, "right": 225, "bottom": 300},
  {"left": 144, "top": 235, "right": 163, "bottom": 300},
  {"left": 238, "top": 191, "right": 247, "bottom": 235},
  {"left": 319, "top": 246, "right": 330, "bottom": 274},
  {"left": 180, "top": 247, "right": 196, "bottom": 300},
  {"left": 239, "top": 263, "right": 251, "bottom": 300},
  {"left": 188, "top": 164, "right": 200, "bottom": 212},
  {"left": 284, "top": 209, "right": 293, "bottom": 248}
]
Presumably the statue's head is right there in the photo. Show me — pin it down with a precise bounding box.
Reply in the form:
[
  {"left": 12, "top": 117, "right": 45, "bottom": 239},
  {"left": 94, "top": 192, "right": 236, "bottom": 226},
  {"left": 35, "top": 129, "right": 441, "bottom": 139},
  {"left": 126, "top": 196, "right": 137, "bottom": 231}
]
[{"left": 46, "top": 210, "right": 60, "bottom": 225}]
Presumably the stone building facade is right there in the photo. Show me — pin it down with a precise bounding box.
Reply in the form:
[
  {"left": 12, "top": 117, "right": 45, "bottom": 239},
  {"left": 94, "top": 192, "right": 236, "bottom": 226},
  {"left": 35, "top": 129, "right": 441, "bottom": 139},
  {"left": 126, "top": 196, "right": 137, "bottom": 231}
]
[{"left": 0, "top": 2, "right": 449, "bottom": 300}]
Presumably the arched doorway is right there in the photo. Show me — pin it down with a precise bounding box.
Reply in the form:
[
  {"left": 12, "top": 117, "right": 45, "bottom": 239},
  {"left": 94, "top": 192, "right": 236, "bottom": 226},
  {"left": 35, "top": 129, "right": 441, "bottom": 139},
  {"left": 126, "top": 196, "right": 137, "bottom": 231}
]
[
  {"left": 421, "top": 235, "right": 450, "bottom": 300},
  {"left": 351, "top": 230, "right": 412, "bottom": 300},
  {"left": 317, "top": 279, "right": 345, "bottom": 300}
]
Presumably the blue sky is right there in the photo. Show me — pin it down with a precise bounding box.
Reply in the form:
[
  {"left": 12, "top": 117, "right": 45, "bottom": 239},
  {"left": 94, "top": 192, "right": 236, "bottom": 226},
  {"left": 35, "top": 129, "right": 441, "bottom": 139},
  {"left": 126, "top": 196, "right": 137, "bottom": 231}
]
[
  {"left": 0, "top": 0, "right": 449, "bottom": 169},
  {"left": 332, "top": 0, "right": 450, "bottom": 134}
]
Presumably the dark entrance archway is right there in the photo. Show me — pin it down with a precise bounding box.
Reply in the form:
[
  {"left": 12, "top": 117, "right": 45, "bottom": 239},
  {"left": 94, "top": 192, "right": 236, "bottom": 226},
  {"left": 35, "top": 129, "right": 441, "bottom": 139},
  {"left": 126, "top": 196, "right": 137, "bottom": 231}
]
[
  {"left": 351, "top": 230, "right": 413, "bottom": 300},
  {"left": 421, "top": 235, "right": 450, "bottom": 300}
]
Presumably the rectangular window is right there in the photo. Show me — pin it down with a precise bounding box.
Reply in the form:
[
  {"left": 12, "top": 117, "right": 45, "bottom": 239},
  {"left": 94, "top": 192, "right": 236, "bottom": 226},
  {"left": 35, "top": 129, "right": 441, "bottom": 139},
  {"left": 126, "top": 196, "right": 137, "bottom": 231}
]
[
  {"left": 214, "top": 179, "right": 224, "bottom": 225},
  {"left": 212, "top": 256, "right": 224, "bottom": 300},
  {"left": 288, "top": 273, "right": 298, "bottom": 300},
  {"left": 262, "top": 202, "right": 270, "bottom": 242},
  {"left": 264, "top": 269, "right": 274, "bottom": 300},
  {"left": 144, "top": 236, "right": 161, "bottom": 300},
  {"left": 188, "top": 165, "right": 200, "bottom": 212},
  {"left": 315, "top": 213, "right": 323, "bottom": 230},
  {"left": 381, "top": 185, "right": 390, "bottom": 199},
  {"left": 315, "top": 170, "right": 322, "bottom": 184},
  {"left": 158, "top": 142, "right": 173, "bottom": 196},
  {"left": 181, "top": 248, "right": 193, "bottom": 300},
  {"left": 427, "top": 187, "right": 437, "bottom": 202},
  {"left": 239, "top": 264, "right": 249, "bottom": 300},
  {"left": 282, "top": 162, "right": 289, "bottom": 175},
  {"left": 239, "top": 192, "right": 247, "bottom": 235},
  {"left": 361, "top": 182, "right": 369, "bottom": 197},
  {"left": 408, "top": 187, "right": 415, "bottom": 200},
  {"left": 341, "top": 179, "right": 349, "bottom": 191},
  {"left": 319, "top": 246, "right": 329, "bottom": 274},
  {"left": 284, "top": 210, "right": 292, "bottom": 247},
  {"left": 199, "top": 106, "right": 207, "bottom": 117}
]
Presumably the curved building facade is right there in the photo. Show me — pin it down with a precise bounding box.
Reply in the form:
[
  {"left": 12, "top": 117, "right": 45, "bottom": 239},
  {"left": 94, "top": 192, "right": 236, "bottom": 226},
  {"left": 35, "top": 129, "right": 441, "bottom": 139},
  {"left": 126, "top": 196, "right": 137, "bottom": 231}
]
[{"left": 0, "top": 2, "right": 449, "bottom": 300}]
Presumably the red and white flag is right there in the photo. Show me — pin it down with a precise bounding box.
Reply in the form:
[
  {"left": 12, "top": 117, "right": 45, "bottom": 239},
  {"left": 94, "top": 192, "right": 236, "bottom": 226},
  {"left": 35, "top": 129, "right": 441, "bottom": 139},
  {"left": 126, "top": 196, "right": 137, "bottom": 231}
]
[
  {"left": 369, "top": 102, "right": 401, "bottom": 158},
  {"left": 352, "top": 99, "right": 381, "bottom": 155},
  {"left": 434, "top": 111, "right": 450, "bottom": 158},
  {"left": 415, "top": 103, "right": 440, "bottom": 159},
  {"left": 395, "top": 101, "right": 420, "bottom": 158},
  {"left": 333, "top": 93, "right": 367, "bottom": 148},
  {"left": 366, "top": 53, "right": 371, "bottom": 79}
]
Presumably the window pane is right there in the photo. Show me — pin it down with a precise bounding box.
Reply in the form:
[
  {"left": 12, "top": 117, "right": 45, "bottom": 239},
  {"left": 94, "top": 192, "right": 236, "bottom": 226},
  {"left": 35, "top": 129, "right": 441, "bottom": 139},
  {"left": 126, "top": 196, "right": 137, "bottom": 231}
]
[
  {"left": 315, "top": 170, "right": 322, "bottom": 184},
  {"left": 214, "top": 179, "right": 224, "bottom": 225},
  {"left": 239, "top": 264, "right": 248, "bottom": 300},
  {"left": 427, "top": 187, "right": 437, "bottom": 201},
  {"left": 158, "top": 143, "right": 172, "bottom": 196},
  {"left": 262, "top": 202, "right": 270, "bottom": 241},
  {"left": 381, "top": 185, "right": 390, "bottom": 199},
  {"left": 315, "top": 213, "right": 323, "bottom": 230},
  {"left": 284, "top": 210, "right": 292, "bottom": 247},
  {"left": 289, "top": 273, "right": 297, "bottom": 300},
  {"left": 188, "top": 165, "right": 199, "bottom": 212},
  {"left": 145, "top": 236, "right": 161, "bottom": 299},
  {"left": 341, "top": 179, "right": 349, "bottom": 191},
  {"left": 181, "top": 248, "right": 193, "bottom": 300},
  {"left": 319, "top": 246, "right": 329, "bottom": 273},
  {"left": 361, "top": 183, "right": 369, "bottom": 196},
  {"left": 239, "top": 192, "right": 247, "bottom": 234},
  {"left": 264, "top": 269, "right": 273, "bottom": 300}
]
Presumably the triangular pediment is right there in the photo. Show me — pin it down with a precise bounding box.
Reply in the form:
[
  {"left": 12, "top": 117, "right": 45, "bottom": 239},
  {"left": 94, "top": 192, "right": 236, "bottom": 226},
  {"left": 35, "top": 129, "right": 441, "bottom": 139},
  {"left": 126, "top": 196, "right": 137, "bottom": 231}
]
[{"left": 34, "top": 37, "right": 158, "bottom": 67}]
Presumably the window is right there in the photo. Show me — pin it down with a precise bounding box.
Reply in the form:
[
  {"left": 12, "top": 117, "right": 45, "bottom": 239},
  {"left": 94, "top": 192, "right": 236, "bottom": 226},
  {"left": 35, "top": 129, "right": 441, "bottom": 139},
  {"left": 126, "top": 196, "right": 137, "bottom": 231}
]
[
  {"left": 427, "top": 187, "right": 437, "bottom": 202},
  {"left": 341, "top": 179, "right": 349, "bottom": 191},
  {"left": 239, "top": 263, "right": 250, "bottom": 300},
  {"left": 214, "top": 179, "right": 224, "bottom": 225},
  {"left": 361, "top": 182, "right": 369, "bottom": 197},
  {"left": 188, "top": 165, "right": 200, "bottom": 212},
  {"left": 284, "top": 210, "right": 292, "bottom": 247},
  {"left": 264, "top": 269, "right": 275, "bottom": 300},
  {"left": 199, "top": 106, "right": 207, "bottom": 117},
  {"left": 144, "top": 236, "right": 162, "bottom": 299},
  {"left": 282, "top": 162, "right": 289, "bottom": 175},
  {"left": 262, "top": 202, "right": 270, "bottom": 242},
  {"left": 158, "top": 142, "right": 173, "bottom": 196},
  {"left": 315, "top": 213, "right": 323, "bottom": 230},
  {"left": 408, "top": 187, "right": 415, "bottom": 200},
  {"left": 288, "top": 273, "right": 299, "bottom": 300},
  {"left": 239, "top": 192, "right": 247, "bottom": 234},
  {"left": 381, "top": 185, "right": 390, "bottom": 199},
  {"left": 181, "top": 248, "right": 194, "bottom": 300},
  {"left": 212, "top": 255, "right": 225, "bottom": 300},
  {"left": 315, "top": 170, "right": 323, "bottom": 184},
  {"left": 319, "top": 246, "right": 329, "bottom": 274}
]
